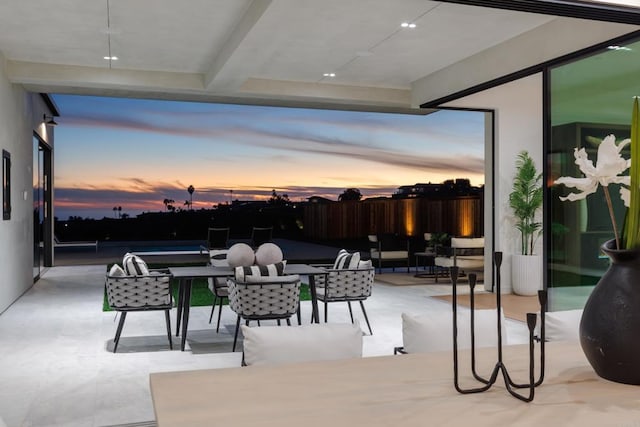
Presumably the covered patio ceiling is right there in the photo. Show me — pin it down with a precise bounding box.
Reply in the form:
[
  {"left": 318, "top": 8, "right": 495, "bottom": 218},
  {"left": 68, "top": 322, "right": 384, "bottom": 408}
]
[{"left": 0, "top": 0, "right": 637, "bottom": 110}]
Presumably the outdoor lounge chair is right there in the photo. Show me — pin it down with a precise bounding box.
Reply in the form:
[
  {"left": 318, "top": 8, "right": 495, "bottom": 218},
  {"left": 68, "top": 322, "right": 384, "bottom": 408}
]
[
  {"left": 207, "top": 249, "right": 231, "bottom": 332},
  {"left": 250, "top": 226, "right": 273, "bottom": 248},
  {"left": 54, "top": 235, "right": 98, "bottom": 252},
  {"left": 316, "top": 267, "right": 375, "bottom": 335},
  {"left": 433, "top": 237, "right": 484, "bottom": 282},
  {"left": 227, "top": 274, "right": 301, "bottom": 351},
  {"left": 105, "top": 268, "right": 173, "bottom": 353},
  {"left": 368, "top": 234, "right": 410, "bottom": 273}
]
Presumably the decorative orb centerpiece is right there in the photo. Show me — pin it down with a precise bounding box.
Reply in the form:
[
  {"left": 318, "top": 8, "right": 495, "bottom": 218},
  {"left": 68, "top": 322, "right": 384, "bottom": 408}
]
[
  {"left": 255, "top": 243, "right": 283, "bottom": 266},
  {"left": 227, "top": 243, "right": 255, "bottom": 267}
]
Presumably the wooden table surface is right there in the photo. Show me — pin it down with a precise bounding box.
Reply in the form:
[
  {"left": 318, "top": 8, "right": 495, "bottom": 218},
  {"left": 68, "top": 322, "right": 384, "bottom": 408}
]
[{"left": 150, "top": 342, "right": 640, "bottom": 426}]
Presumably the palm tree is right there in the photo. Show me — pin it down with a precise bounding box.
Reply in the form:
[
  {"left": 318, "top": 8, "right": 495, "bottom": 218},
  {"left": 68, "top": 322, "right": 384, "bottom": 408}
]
[
  {"left": 187, "top": 185, "right": 195, "bottom": 210},
  {"left": 112, "top": 206, "right": 117, "bottom": 218},
  {"left": 117, "top": 206, "right": 122, "bottom": 218},
  {"left": 163, "top": 198, "right": 175, "bottom": 212}
]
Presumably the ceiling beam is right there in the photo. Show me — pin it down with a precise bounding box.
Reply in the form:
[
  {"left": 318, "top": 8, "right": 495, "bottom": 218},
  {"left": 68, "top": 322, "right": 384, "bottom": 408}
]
[
  {"left": 204, "top": 0, "right": 272, "bottom": 90},
  {"left": 6, "top": 60, "right": 204, "bottom": 92},
  {"left": 437, "top": 0, "right": 640, "bottom": 24}
]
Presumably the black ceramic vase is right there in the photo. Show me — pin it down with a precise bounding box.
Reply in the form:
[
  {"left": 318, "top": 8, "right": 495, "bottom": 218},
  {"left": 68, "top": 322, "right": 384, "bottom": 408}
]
[{"left": 580, "top": 239, "right": 640, "bottom": 385}]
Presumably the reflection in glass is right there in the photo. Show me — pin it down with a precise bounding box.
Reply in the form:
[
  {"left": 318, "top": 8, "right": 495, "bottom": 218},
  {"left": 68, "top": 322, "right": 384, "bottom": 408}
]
[{"left": 549, "top": 38, "right": 640, "bottom": 310}]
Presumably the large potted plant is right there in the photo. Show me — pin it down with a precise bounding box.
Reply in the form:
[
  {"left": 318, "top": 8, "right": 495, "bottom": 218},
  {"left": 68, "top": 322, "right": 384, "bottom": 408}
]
[{"left": 509, "top": 150, "right": 543, "bottom": 296}]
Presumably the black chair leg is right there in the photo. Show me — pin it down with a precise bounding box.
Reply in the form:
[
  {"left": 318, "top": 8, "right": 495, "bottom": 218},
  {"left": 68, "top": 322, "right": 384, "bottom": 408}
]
[
  {"left": 215, "top": 297, "right": 224, "bottom": 333},
  {"left": 164, "top": 309, "right": 173, "bottom": 350},
  {"left": 286, "top": 318, "right": 291, "bottom": 326},
  {"left": 324, "top": 301, "right": 328, "bottom": 323},
  {"left": 113, "top": 311, "right": 127, "bottom": 353},
  {"left": 232, "top": 315, "right": 241, "bottom": 352},
  {"left": 359, "top": 301, "right": 373, "bottom": 335},
  {"left": 277, "top": 319, "right": 281, "bottom": 326},
  {"left": 347, "top": 301, "right": 354, "bottom": 323},
  {"left": 296, "top": 301, "right": 301, "bottom": 325},
  {"left": 209, "top": 295, "right": 217, "bottom": 324}
]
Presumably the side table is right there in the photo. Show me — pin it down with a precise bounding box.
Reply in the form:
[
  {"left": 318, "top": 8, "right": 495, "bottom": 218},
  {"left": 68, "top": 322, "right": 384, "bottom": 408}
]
[{"left": 414, "top": 251, "right": 435, "bottom": 277}]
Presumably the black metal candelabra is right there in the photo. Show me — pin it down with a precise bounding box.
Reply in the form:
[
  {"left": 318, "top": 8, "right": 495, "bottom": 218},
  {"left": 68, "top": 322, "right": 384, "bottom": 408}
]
[{"left": 452, "top": 251, "right": 547, "bottom": 402}]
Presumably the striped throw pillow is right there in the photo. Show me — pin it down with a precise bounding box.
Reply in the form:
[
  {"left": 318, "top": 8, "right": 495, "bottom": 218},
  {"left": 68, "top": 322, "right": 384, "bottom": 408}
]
[
  {"left": 122, "top": 253, "right": 150, "bottom": 276},
  {"left": 235, "top": 261, "right": 286, "bottom": 282},
  {"left": 333, "top": 249, "right": 361, "bottom": 270}
]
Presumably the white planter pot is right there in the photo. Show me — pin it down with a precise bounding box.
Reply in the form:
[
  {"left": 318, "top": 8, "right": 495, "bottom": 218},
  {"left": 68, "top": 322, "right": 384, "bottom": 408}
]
[{"left": 511, "top": 254, "right": 542, "bottom": 296}]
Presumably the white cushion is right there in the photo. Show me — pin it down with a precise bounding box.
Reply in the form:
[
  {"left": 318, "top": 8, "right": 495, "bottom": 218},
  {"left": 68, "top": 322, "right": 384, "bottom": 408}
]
[
  {"left": 242, "top": 274, "right": 299, "bottom": 284},
  {"left": 234, "top": 261, "right": 286, "bottom": 282},
  {"left": 108, "top": 264, "right": 126, "bottom": 277},
  {"left": 122, "top": 253, "right": 149, "bottom": 276},
  {"left": 370, "top": 249, "right": 407, "bottom": 259},
  {"left": 536, "top": 309, "right": 582, "bottom": 342},
  {"left": 358, "top": 259, "right": 372, "bottom": 269},
  {"left": 255, "top": 243, "right": 284, "bottom": 266},
  {"left": 333, "top": 249, "right": 361, "bottom": 269},
  {"left": 209, "top": 249, "right": 229, "bottom": 267},
  {"left": 242, "top": 323, "right": 363, "bottom": 366},
  {"left": 227, "top": 243, "right": 255, "bottom": 267},
  {"left": 451, "top": 237, "right": 484, "bottom": 248},
  {"left": 401, "top": 309, "right": 507, "bottom": 354}
]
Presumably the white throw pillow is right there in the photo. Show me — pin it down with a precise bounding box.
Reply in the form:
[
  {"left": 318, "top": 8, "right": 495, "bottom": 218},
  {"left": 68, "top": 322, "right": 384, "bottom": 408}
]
[
  {"left": 226, "top": 243, "right": 255, "bottom": 267},
  {"left": 108, "top": 264, "right": 126, "bottom": 277},
  {"left": 401, "top": 309, "right": 507, "bottom": 354},
  {"left": 255, "top": 243, "right": 284, "bottom": 266},
  {"left": 242, "top": 323, "right": 363, "bottom": 366},
  {"left": 536, "top": 309, "right": 582, "bottom": 342},
  {"left": 333, "top": 249, "right": 361, "bottom": 269},
  {"left": 122, "top": 253, "right": 149, "bottom": 276}
]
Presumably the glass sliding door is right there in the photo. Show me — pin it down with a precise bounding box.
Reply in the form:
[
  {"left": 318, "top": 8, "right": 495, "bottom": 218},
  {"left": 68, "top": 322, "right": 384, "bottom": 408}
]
[
  {"left": 33, "top": 135, "right": 51, "bottom": 280},
  {"left": 548, "top": 37, "right": 640, "bottom": 310}
]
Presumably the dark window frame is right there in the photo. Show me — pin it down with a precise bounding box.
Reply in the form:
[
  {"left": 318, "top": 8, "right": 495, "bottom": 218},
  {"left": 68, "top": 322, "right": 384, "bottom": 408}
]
[{"left": 2, "top": 149, "right": 11, "bottom": 220}]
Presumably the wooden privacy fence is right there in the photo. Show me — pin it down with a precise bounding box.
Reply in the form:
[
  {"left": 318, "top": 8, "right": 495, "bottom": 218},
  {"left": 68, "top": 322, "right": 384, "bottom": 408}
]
[{"left": 303, "top": 196, "right": 483, "bottom": 240}]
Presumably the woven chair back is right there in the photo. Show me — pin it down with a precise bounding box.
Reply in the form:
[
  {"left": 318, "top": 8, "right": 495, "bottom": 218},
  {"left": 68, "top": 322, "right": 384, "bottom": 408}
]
[
  {"left": 228, "top": 279, "right": 300, "bottom": 319},
  {"left": 106, "top": 275, "right": 172, "bottom": 310}
]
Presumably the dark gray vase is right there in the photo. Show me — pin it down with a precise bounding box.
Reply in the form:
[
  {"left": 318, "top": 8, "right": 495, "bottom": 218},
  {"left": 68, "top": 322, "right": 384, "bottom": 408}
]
[{"left": 580, "top": 239, "right": 640, "bottom": 385}]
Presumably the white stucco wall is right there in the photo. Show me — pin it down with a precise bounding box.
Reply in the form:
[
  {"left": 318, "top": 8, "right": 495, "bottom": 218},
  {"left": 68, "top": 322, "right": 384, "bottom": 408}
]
[
  {"left": 411, "top": 19, "right": 634, "bottom": 106},
  {"left": 441, "top": 74, "right": 544, "bottom": 293},
  {"left": 0, "top": 52, "right": 54, "bottom": 314}
]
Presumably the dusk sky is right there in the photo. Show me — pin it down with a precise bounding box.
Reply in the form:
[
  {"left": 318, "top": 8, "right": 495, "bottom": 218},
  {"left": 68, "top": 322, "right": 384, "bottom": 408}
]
[{"left": 51, "top": 94, "right": 485, "bottom": 220}]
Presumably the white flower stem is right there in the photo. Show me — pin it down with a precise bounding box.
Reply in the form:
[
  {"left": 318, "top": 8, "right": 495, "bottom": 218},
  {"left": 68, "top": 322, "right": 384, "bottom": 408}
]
[{"left": 603, "top": 186, "right": 620, "bottom": 249}]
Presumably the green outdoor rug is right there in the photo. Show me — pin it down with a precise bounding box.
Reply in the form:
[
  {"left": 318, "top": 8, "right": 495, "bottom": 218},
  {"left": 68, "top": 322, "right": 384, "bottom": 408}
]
[{"left": 103, "top": 279, "right": 311, "bottom": 312}]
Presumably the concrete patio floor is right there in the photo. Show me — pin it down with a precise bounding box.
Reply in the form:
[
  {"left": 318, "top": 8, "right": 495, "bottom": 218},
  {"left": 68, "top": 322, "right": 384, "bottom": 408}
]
[{"left": 0, "top": 263, "right": 530, "bottom": 427}]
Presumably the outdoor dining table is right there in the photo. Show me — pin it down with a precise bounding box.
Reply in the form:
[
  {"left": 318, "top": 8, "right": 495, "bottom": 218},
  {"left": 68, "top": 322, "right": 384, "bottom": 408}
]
[
  {"left": 150, "top": 341, "right": 640, "bottom": 426},
  {"left": 168, "top": 263, "right": 327, "bottom": 351}
]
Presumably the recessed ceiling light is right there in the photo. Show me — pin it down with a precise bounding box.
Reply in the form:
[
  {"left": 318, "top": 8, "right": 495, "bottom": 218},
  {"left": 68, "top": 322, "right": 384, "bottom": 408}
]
[
  {"left": 401, "top": 22, "right": 416, "bottom": 28},
  {"left": 103, "top": 56, "right": 119, "bottom": 60},
  {"left": 323, "top": 73, "right": 336, "bottom": 77}
]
